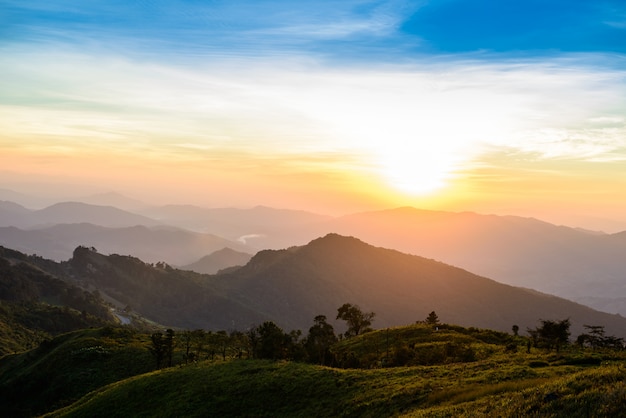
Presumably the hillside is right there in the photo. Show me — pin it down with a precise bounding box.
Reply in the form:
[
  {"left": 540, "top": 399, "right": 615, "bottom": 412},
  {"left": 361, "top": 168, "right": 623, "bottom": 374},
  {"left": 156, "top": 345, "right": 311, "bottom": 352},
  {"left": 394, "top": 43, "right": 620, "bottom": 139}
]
[
  {"left": 320, "top": 207, "right": 626, "bottom": 315},
  {"left": 0, "top": 327, "right": 154, "bottom": 418},
  {"left": 0, "top": 223, "right": 251, "bottom": 265},
  {"left": 4, "top": 233, "right": 626, "bottom": 337},
  {"left": 28, "top": 234, "right": 626, "bottom": 336},
  {"left": 4, "top": 201, "right": 626, "bottom": 317},
  {"left": 0, "top": 246, "right": 117, "bottom": 355},
  {"left": 181, "top": 247, "right": 253, "bottom": 274},
  {"left": 4, "top": 315, "right": 626, "bottom": 417},
  {"left": 65, "top": 246, "right": 266, "bottom": 330},
  {"left": 45, "top": 346, "right": 626, "bottom": 418},
  {"left": 217, "top": 234, "right": 626, "bottom": 337}
]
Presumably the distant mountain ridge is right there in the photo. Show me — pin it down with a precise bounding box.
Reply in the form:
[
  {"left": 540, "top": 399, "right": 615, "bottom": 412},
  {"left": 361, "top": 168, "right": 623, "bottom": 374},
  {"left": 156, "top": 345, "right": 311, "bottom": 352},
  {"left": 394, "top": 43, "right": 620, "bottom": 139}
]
[
  {"left": 320, "top": 207, "right": 626, "bottom": 315},
  {"left": 181, "top": 247, "right": 253, "bottom": 274},
  {"left": 2, "top": 197, "right": 626, "bottom": 316},
  {"left": 21, "top": 234, "right": 624, "bottom": 338},
  {"left": 0, "top": 201, "right": 161, "bottom": 229},
  {"left": 216, "top": 233, "right": 626, "bottom": 337},
  {"left": 0, "top": 223, "right": 250, "bottom": 265}
]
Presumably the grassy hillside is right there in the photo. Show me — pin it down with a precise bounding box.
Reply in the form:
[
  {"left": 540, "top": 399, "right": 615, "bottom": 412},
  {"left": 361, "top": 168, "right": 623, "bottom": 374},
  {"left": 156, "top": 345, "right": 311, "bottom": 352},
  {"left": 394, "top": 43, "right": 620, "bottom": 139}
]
[
  {"left": 0, "top": 327, "right": 155, "bottom": 418},
  {"left": 47, "top": 348, "right": 626, "bottom": 418},
  {"left": 5, "top": 322, "right": 612, "bottom": 418}
]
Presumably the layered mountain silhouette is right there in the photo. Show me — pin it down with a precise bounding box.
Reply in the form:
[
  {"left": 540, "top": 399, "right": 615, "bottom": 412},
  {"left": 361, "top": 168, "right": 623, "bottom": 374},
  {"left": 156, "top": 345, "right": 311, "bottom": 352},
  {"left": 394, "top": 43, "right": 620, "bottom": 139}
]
[
  {"left": 181, "top": 248, "right": 253, "bottom": 274},
  {"left": 320, "top": 208, "right": 626, "bottom": 313},
  {"left": 214, "top": 234, "right": 626, "bottom": 337},
  {"left": 0, "top": 224, "right": 249, "bottom": 265},
  {"left": 2, "top": 197, "right": 626, "bottom": 317},
  {"left": 25, "top": 234, "right": 626, "bottom": 338},
  {"left": 140, "top": 204, "right": 331, "bottom": 248},
  {"left": 0, "top": 201, "right": 160, "bottom": 229}
]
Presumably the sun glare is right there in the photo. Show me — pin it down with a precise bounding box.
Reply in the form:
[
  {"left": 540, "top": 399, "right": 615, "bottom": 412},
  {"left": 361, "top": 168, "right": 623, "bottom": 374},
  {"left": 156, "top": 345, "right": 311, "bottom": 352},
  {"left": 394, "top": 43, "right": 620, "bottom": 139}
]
[{"left": 377, "top": 149, "right": 453, "bottom": 195}]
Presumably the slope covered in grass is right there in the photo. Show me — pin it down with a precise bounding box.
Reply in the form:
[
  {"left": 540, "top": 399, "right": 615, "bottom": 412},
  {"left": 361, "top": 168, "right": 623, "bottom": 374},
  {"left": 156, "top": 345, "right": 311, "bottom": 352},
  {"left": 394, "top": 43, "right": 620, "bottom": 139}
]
[
  {"left": 0, "top": 327, "right": 155, "bottom": 418},
  {"left": 47, "top": 345, "right": 626, "bottom": 417}
]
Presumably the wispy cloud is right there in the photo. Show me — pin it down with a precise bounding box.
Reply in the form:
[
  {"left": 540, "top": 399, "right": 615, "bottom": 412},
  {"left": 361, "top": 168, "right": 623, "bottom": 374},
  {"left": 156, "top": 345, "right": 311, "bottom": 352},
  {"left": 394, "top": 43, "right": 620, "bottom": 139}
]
[{"left": 2, "top": 46, "right": 624, "bottom": 174}]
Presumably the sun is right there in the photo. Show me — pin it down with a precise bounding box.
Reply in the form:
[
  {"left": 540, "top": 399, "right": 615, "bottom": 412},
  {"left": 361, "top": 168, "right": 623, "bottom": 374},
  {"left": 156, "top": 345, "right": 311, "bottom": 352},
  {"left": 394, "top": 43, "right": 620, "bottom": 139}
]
[{"left": 374, "top": 144, "right": 457, "bottom": 195}]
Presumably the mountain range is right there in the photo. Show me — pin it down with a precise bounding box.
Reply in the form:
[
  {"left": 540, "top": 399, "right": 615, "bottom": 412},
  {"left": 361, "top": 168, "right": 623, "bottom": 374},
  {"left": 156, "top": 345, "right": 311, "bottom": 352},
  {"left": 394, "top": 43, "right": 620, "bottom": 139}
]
[
  {"left": 180, "top": 247, "right": 253, "bottom": 274},
  {"left": 2, "top": 193, "right": 626, "bottom": 316},
  {"left": 3, "top": 234, "right": 624, "bottom": 339}
]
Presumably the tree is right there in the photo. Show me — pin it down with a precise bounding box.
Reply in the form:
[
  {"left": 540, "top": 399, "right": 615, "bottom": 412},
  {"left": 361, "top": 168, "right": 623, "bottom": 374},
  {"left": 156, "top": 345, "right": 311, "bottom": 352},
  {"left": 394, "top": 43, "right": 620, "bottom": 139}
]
[
  {"left": 149, "top": 332, "right": 166, "bottom": 368},
  {"left": 512, "top": 325, "right": 519, "bottom": 336},
  {"left": 305, "top": 315, "right": 338, "bottom": 365},
  {"left": 164, "top": 328, "right": 175, "bottom": 367},
  {"left": 527, "top": 319, "right": 570, "bottom": 352},
  {"left": 425, "top": 311, "right": 440, "bottom": 326},
  {"left": 577, "top": 325, "right": 624, "bottom": 350},
  {"left": 256, "top": 321, "right": 290, "bottom": 360},
  {"left": 181, "top": 330, "right": 194, "bottom": 364},
  {"left": 336, "top": 303, "right": 375, "bottom": 338}
]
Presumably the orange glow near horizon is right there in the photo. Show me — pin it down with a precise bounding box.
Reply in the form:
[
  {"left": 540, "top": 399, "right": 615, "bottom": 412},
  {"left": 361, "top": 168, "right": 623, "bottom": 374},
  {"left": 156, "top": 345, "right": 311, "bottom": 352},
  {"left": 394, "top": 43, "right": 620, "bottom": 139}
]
[
  {"left": 2, "top": 50, "right": 626, "bottom": 232},
  {"left": 2, "top": 137, "right": 626, "bottom": 233}
]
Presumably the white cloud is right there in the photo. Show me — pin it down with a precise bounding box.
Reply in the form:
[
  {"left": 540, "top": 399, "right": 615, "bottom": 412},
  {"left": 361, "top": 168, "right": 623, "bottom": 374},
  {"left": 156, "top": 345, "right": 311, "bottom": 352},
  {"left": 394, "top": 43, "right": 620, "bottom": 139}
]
[{"left": 1, "top": 48, "right": 625, "bottom": 172}]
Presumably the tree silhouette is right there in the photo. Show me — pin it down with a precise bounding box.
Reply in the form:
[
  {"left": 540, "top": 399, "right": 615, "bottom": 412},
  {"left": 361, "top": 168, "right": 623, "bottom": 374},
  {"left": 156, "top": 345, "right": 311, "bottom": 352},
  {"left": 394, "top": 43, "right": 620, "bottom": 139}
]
[
  {"left": 256, "top": 321, "right": 290, "bottom": 360},
  {"left": 336, "top": 303, "right": 375, "bottom": 338},
  {"left": 165, "top": 329, "right": 175, "bottom": 367},
  {"left": 425, "top": 311, "right": 440, "bottom": 326},
  {"left": 149, "top": 332, "right": 166, "bottom": 368},
  {"left": 527, "top": 319, "right": 570, "bottom": 352},
  {"left": 305, "top": 315, "right": 337, "bottom": 365}
]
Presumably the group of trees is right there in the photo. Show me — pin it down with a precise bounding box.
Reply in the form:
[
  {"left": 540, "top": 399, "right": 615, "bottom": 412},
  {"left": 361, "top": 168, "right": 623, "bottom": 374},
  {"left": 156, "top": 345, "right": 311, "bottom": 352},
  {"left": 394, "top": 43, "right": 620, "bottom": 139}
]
[
  {"left": 576, "top": 325, "right": 624, "bottom": 350},
  {"left": 149, "top": 305, "right": 624, "bottom": 370},
  {"left": 527, "top": 319, "right": 571, "bottom": 352},
  {"left": 524, "top": 319, "right": 624, "bottom": 353},
  {"left": 148, "top": 303, "right": 375, "bottom": 368}
]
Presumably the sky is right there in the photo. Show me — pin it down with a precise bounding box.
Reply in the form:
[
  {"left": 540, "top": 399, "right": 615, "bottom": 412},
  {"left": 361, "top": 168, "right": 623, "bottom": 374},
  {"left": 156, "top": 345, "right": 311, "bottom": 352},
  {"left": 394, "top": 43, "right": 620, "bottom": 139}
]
[{"left": 1, "top": 0, "right": 626, "bottom": 231}]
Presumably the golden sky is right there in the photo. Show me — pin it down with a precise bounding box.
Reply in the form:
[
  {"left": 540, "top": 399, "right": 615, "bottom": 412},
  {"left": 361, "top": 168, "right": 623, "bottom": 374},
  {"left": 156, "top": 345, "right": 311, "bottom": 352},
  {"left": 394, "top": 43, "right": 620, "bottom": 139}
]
[{"left": 2, "top": 2, "right": 626, "bottom": 231}]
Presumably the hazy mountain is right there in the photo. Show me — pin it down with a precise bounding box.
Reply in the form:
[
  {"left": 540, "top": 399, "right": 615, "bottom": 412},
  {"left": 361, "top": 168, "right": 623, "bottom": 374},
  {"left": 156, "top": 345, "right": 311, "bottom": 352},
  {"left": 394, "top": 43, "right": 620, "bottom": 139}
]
[
  {"left": 0, "top": 201, "right": 162, "bottom": 229},
  {"left": 0, "top": 189, "right": 53, "bottom": 209},
  {"left": 31, "top": 202, "right": 161, "bottom": 228},
  {"left": 75, "top": 192, "right": 148, "bottom": 211},
  {"left": 56, "top": 234, "right": 626, "bottom": 337},
  {"left": 317, "top": 207, "right": 626, "bottom": 315},
  {"left": 3, "top": 197, "right": 626, "bottom": 317},
  {"left": 217, "top": 233, "right": 626, "bottom": 337},
  {"left": 0, "top": 201, "right": 32, "bottom": 227},
  {"left": 0, "top": 223, "right": 251, "bottom": 265},
  {"left": 140, "top": 204, "right": 331, "bottom": 248},
  {"left": 181, "top": 247, "right": 253, "bottom": 274}
]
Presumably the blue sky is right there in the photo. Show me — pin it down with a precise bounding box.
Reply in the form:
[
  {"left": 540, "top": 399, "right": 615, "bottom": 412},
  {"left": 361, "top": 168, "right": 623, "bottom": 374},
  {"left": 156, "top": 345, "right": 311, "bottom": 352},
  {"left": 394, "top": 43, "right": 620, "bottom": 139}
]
[
  {"left": 4, "top": 0, "right": 625, "bottom": 58},
  {"left": 1, "top": 1, "right": 626, "bottom": 228}
]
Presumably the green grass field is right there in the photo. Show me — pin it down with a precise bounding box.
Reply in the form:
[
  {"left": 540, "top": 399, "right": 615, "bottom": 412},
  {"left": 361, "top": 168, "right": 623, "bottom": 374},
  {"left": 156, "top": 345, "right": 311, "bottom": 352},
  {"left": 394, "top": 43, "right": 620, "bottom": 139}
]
[{"left": 30, "top": 324, "right": 626, "bottom": 418}]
